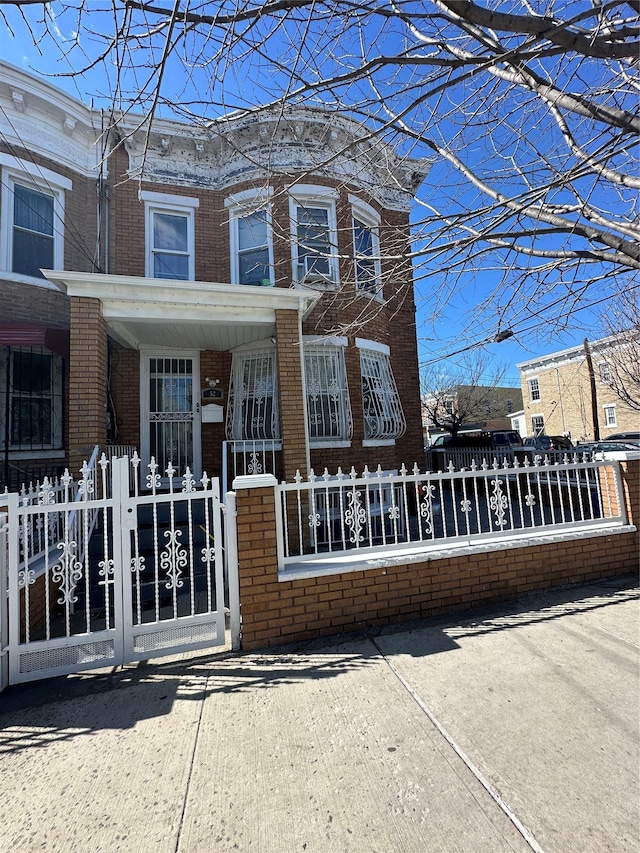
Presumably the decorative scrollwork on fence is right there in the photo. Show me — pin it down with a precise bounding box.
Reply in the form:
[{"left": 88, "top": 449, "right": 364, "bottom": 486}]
[
  {"left": 345, "top": 489, "right": 366, "bottom": 544},
  {"left": 247, "top": 452, "right": 263, "bottom": 475},
  {"left": 182, "top": 467, "right": 196, "bottom": 493},
  {"left": 18, "top": 567, "right": 36, "bottom": 588},
  {"left": 161, "top": 529, "right": 187, "bottom": 590},
  {"left": 52, "top": 541, "right": 84, "bottom": 605},
  {"left": 420, "top": 483, "right": 436, "bottom": 534},
  {"left": 489, "top": 478, "right": 509, "bottom": 529}
]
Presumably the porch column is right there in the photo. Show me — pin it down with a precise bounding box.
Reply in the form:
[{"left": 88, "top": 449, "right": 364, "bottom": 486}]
[
  {"left": 275, "top": 309, "right": 309, "bottom": 481},
  {"left": 68, "top": 296, "right": 108, "bottom": 475}
]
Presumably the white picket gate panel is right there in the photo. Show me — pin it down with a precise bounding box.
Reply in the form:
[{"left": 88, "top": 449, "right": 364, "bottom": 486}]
[{"left": 4, "top": 455, "right": 235, "bottom": 685}]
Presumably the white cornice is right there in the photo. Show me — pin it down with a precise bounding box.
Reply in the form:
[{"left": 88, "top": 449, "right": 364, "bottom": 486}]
[
  {"left": 517, "top": 332, "right": 638, "bottom": 374},
  {"left": 0, "top": 61, "right": 101, "bottom": 178},
  {"left": 117, "top": 109, "right": 432, "bottom": 212}
]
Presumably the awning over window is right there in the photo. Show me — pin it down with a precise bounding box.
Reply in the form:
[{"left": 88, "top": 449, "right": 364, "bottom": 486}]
[{"left": 0, "top": 323, "right": 70, "bottom": 358}]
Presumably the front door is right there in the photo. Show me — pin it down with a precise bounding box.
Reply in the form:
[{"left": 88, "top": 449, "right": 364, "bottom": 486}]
[{"left": 141, "top": 351, "right": 201, "bottom": 479}]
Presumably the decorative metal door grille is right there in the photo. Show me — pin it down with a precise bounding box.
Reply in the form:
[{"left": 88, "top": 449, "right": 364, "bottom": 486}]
[
  {"left": 148, "top": 357, "right": 196, "bottom": 475},
  {"left": 4, "top": 454, "right": 231, "bottom": 684}
]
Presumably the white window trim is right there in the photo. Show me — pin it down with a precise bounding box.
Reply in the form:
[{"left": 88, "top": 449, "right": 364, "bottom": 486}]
[
  {"left": 142, "top": 192, "right": 198, "bottom": 280},
  {"left": 226, "top": 189, "right": 274, "bottom": 287},
  {"left": 528, "top": 377, "right": 541, "bottom": 402},
  {"left": 603, "top": 404, "right": 617, "bottom": 427},
  {"left": 599, "top": 362, "right": 612, "bottom": 383},
  {"left": 302, "top": 337, "right": 352, "bottom": 447},
  {"left": 1, "top": 162, "right": 67, "bottom": 277},
  {"left": 349, "top": 194, "right": 383, "bottom": 301},
  {"left": 289, "top": 186, "right": 339, "bottom": 289},
  {"left": 355, "top": 338, "right": 389, "bottom": 355}
]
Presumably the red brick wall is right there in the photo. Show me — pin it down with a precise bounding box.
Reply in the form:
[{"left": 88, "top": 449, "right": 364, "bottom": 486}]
[
  {"left": 235, "top": 460, "right": 640, "bottom": 650},
  {"left": 68, "top": 297, "right": 107, "bottom": 473}
]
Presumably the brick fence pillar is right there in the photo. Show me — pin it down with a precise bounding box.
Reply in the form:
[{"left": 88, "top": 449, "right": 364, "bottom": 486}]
[
  {"left": 275, "top": 309, "right": 308, "bottom": 481},
  {"left": 619, "top": 458, "right": 640, "bottom": 526},
  {"left": 68, "top": 296, "right": 107, "bottom": 475},
  {"left": 233, "top": 474, "right": 282, "bottom": 649}
]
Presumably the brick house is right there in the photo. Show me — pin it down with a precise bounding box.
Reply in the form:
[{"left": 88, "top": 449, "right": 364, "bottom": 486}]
[
  {"left": 518, "top": 336, "right": 639, "bottom": 442},
  {"left": 0, "top": 60, "right": 431, "bottom": 491}
]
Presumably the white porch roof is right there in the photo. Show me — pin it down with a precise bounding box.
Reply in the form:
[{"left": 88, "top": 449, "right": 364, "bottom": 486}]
[{"left": 44, "top": 271, "right": 321, "bottom": 351}]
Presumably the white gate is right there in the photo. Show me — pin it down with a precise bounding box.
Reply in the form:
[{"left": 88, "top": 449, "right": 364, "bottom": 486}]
[{"left": 3, "top": 454, "right": 239, "bottom": 685}]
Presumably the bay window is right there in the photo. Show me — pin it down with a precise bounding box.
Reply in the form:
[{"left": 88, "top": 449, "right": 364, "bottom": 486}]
[
  {"left": 303, "top": 340, "right": 352, "bottom": 446},
  {"left": 226, "top": 348, "right": 280, "bottom": 442},
  {"left": 357, "top": 340, "right": 405, "bottom": 444},
  {"left": 226, "top": 190, "right": 274, "bottom": 287},
  {"left": 290, "top": 186, "right": 339, "bottom": 287}
]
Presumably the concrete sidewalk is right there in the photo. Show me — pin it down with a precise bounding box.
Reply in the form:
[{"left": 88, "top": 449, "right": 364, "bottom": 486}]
[{"left": 0, "top": 576, "right": 638, "bottom": 853}]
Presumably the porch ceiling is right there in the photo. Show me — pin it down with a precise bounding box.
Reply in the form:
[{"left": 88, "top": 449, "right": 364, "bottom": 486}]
[{"left": 43, "top": 271, "right": 321, "bottom": 351}]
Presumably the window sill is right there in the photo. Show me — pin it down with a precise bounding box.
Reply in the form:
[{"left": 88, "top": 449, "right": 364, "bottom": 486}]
[
  {"left": 4, "top": 449, "right": 65, "bottom": 459},
  {"left": 357, "top": 287, "right": 384, "bottom": 303},
  {"left": 309, "top": 440, "right": 352, "bottom": 449},
  {"left": 295, "top": 279, "right": 340, "bottom": 292},
  {"left": 362, "top": 438, "right": 396, "bottom": 447}
]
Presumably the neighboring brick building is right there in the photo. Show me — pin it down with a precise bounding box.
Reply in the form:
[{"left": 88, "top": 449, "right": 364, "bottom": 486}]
[
  {"left": 518, "top": 335, "right": 639, "bottom": 442},
  {"left": 0, "top": 60, "right": 430, "bottom": 490}
]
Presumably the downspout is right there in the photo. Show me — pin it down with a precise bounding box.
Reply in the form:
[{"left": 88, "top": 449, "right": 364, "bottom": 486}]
[
  {"left": 3, "top": 347, "right": 10, "bottom": 489},
  {"left": 583, "top": 338, "right": 600, "bottom": 440},
  {"left": 299, "top": 305, "right": 311, "bottom": 478},
  {"left": 555, "top": 369, "right": 567, "bottom": 435}
]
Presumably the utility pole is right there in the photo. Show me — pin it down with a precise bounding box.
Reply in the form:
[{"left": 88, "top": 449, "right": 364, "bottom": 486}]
[{"left": 583, "top": 338, "right": 600, "bottom": 440}]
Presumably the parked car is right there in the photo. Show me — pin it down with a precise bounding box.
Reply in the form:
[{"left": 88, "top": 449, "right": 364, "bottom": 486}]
[
  {"left": 604, "top": 432, "right": 640, "bottom": 446},
  {"left": 523, "top": 435, "right": 573, "bottom": 453},
  {"left": 575, "top": 441, "right": 640, "bottom": 459},
  {"left": 431, "top": 430, "right": 522, "bottom": 450}
]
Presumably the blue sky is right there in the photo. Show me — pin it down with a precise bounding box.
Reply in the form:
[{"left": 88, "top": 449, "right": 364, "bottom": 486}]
[{"left": 0, "top": 3, "right": 614, "bottom": 385}]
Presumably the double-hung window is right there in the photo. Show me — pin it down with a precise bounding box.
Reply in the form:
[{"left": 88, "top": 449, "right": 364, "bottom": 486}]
[
  {"left": 603, "top": 405, "right": 617, "bottom": 427},
  {"left": 350, "top": 196, "right": 382, "bottom": 296},
  {"left": 531, "top": 415, "right": 545, "bottom": 435},
  {"left": 357, "top": 339, "right": 406, "bottom": 444},
  {"left": 303, "top": 339, "right": 352, "bottom": 446},
  {"left": 226, "top": 190, "right": 273, "bottom": 286},
  {"left": 0, "top": 346, "right": 64, "bottom": 450},
  {"left": 528, "top": 378, "right": 541, "bottom": 402},
  {"left": 290, "top": 186, "right": 339, "bottom": 288},
  {"left": 599, "top": 362, "right": 612, "bottom": 383},
  {"left": 226, "top": 347, "right": 280, "bottom": 442},
  {"left": 0, "top": 155, "right": 69, "bottom": 278},
  {"left": 141, "top": 191, "right": 198, "bottom": 280}
]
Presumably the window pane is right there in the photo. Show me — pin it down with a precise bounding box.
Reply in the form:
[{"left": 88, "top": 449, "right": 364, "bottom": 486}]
[
  {"left": 239, "top": 248, "right": 270, "bottom": 286},
  {"left": 14, "top": 185, "right": 54, "bottom": 235},
  {"left": 13, "top": 351, "right": 51, "bottom": 393},
  {"left": 11, "top": 398, "right": 52, "bottom": 445},
  {"left": 354, "top": 219, "right": 373, "bottom": 256},
  {"left": 153, "top": 252, "right": 189, "bottom": 280},
  {"left": 153, "top": 213, "right": 188, "bottom": 251},
  {"left": 13, "top": 227, "right": 54, "bottom": 277},
  {"left": 238, "top": 211, "right": 268, "bottom": 250}
]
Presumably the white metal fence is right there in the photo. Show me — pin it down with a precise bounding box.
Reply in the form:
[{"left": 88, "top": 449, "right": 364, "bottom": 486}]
[{"left": 276, "top": 456, "right": 626, "bottom": 569}]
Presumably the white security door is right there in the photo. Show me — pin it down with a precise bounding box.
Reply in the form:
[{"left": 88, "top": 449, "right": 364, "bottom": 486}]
[{"left": 141, "top": 351, "right": 201, "bottom": 479}]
